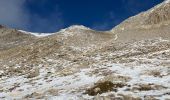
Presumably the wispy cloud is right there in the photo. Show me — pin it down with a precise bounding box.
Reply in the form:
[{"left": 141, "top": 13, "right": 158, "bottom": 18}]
[
  {"left": 0, "top": 0, "right": 29, "bottom": 29},
  {"left": 0, "top": 0, "right": 64, "bottom": 32},
  {"left": 27, "top": 7, "right": 64, "bottom": 33}
]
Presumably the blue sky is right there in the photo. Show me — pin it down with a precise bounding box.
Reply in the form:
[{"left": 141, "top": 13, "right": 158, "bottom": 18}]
[{"left": 0, "top": 0, "right": 164, "bottom": 32}]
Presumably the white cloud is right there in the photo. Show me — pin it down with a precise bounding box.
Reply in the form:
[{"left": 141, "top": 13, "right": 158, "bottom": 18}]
[
  {"left": 0, "top": 0, "right": 64, "bottom": 32},
  {"left": 0, "top": 0, "right": 29, "bottom": 28}
]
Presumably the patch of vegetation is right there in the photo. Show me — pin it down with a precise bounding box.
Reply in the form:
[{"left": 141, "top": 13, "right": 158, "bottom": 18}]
[
  {"left": 45, "top": 89, "right": 58, "bottom": 96},
  {"left": 138, "top": 84, "right": 153, "bottom": 91},
  {"left": 149, "top": 70, "right": 161, "bottom": 77},
  {"left": 84, "top": 81, "right": 126, "bottom": 96}
]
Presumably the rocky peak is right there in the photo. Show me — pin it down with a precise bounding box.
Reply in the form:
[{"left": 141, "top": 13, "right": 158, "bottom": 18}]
[{"left": 0, "top": 25, "right": 5, "bottom": 29}]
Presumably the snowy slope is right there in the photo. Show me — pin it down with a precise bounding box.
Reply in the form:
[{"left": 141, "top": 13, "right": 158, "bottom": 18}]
[
  {"left": 0, "top": 1, "right": 170, "bottom": 100},
  {"left": 0, "top": 38, "right": 170, "bottom": 100}
]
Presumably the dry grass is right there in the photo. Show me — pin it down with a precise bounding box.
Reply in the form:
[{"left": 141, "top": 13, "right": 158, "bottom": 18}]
[{"left": 85, "top": 81, "right": 126, "bottom": 96}]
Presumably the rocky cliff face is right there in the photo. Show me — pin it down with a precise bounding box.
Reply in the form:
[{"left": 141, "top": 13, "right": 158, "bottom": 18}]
[{"left": 0, "top": 1, "right": 170, "bottom": 100}]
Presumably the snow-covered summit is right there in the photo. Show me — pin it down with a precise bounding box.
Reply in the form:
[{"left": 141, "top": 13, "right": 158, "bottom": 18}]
[
  {"left": 66, "top": 25, "right": 90, "bottom": 30},
  {"left": 56, "top": 25, "right": 93, "bottom": 38},
  {"left": 59, "top": 25, "right": 91, "bottom": 32}
]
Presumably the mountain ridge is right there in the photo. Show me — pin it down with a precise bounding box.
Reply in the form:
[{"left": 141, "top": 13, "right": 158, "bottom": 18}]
[{"left": 111, "top": 0, "right": 170, "bottom": 42}]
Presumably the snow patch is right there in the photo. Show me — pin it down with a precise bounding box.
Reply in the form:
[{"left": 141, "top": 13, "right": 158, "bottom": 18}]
[
  {"left": 60, "top": 25, "right": 90, "bottom": 32},
  {"left": 165, "top": 0, "right": 170, "bottom": 3},
  {"left": 19, "top": 30, "right": 54, "bottom": 37}
]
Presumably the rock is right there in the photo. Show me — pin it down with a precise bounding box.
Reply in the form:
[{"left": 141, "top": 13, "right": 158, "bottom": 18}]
[
  {"left": 0, "top": 25, "right": 4, "bottom": 28},
  {"left": 97, "top": 74, "right": 131, "bottom": 83},
  {"left": 165, "top": 97, "right": 170, "bottom": 100},
  {"left": 27, "top": 68, "right": 39, "bottom": 78},
  {"left": 24, "top": 92, "right": 44, "bottom": 99},
  {"left": 118, "top": 93, "right": 142, "bottom": 100},
  {"left": 102, "top": 96, "right": 112, "bottom": 100},
  {"left": 114, "top": 96, "right": 124, "bottom": 100},
  {"left": 45, "top": 89, "right": 58, "bottom": 96},
  {"left": 94, "top": 88, "right": 101, "bottom": 93},
  {"left": 165, "top": 98, "right": 170, "bottom": 100},
  {"left": 144, "top": 95, "right": 158, "bottom": 100},
  {"left": 94, "top": 94, "right": 102, "bottom": 100},
  {"left": 102, "top": 95, "right": 115, "bottom": 100}
]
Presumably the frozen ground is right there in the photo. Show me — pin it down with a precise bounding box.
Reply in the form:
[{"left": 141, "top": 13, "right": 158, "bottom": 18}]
[{"left": 0, "top": 38, "right": 170, "bottom": 100}]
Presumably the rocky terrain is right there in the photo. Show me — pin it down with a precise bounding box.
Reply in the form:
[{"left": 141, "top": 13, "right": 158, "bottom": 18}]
[
  {"left": 0, "top": 0, "right": 170, "bottom": 100},
  {"left": 111, "top": 0, "right": 170, "bottom": 42}
]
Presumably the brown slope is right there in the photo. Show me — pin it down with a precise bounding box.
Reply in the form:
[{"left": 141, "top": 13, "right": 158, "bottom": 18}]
[
  {"left": 0, "top": 26, "right": 36, "bottom": 50},
  {"left": 0, "top": 26, "right": 114, "bottom": 61},
  {"left": 111, "top": 1, "right": 170, "bottom": 42},
  {"left": 0, "top": 25, "right": 115, "bottom": 76},
  {"left": 49, "top": 26, "right": 114, "bottom": 49}
]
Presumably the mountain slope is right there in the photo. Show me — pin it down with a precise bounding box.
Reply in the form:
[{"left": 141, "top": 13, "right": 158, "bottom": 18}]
[
  {"left": 49, "top": 25, "right": 114, "bottom": 50},
  {"left": 0, "top": 1, "right": 170, "bottom": 100},
  {"left": 0, "top": 26, "right": 36, "bottom": 50},
  {"left": 111, "top": 0, "right": 170, "bottom": 42},
  {"left": 0, "top": 25, "right": 114, "bottom": 77}
]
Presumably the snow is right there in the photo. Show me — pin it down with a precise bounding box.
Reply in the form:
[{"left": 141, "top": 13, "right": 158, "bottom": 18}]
[
  {"left": 60, "top": 25, "right": 90, "bottom": 32},
  {"left": 57, "top": 25, "right": 91, "bottom": 39},
  {"left": 19, "top": 25, "right": 92, "bottom": 39},
  {"left": 0, "top": 53, "right": 170, "bottom": 99},
  {"left": 165, "top": 0, "right": 170, "bottom": 3},
  {"left": 19, "top": 30, "right": 53, "bottom": 37},
  {"left": 0, "top": 66, "right": 103, "bottom": 99}
]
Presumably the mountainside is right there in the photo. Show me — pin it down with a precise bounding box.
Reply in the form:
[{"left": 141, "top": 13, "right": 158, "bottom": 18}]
[
  {"left": 0, "top": 26, "right": 36, "bottom": 50},
  {"left": 0, "top": 1, "right": 170, "bottom": 100},
  {"left": 111, "top": 0, "right": 170, "bottom": 42}
]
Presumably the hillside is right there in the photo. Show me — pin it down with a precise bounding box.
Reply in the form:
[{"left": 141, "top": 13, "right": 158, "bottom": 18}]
[
  {"left": 0, "top": 26, "right": 36, "bottom": 50},
  {"left": 111, "top": 0, "right": 170, "bottom": 42},
  {"left": 0, "top": 1, "right": 170, "bottom": 100}
]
